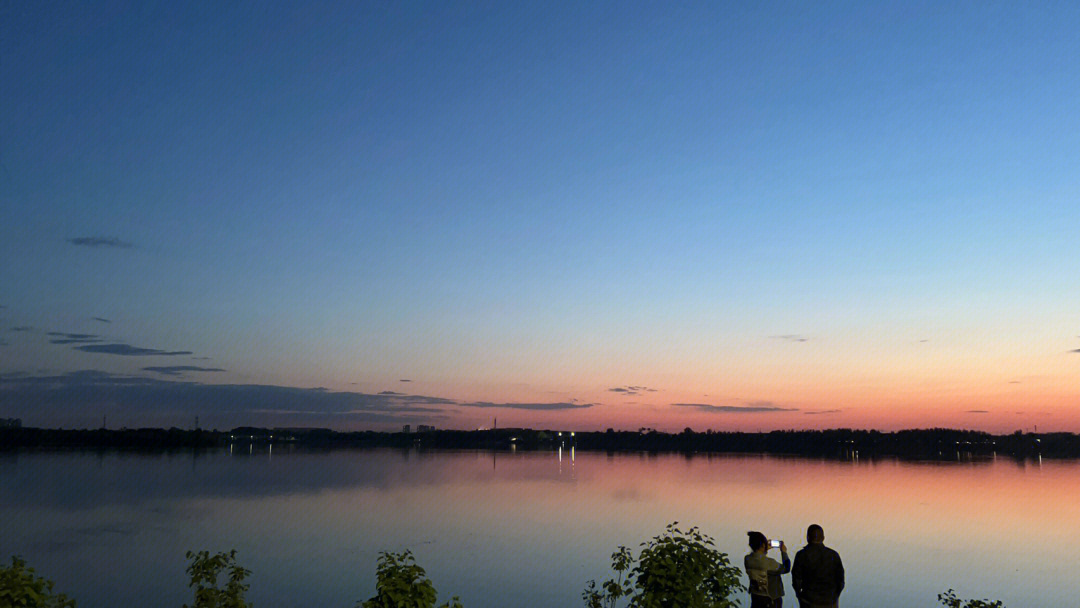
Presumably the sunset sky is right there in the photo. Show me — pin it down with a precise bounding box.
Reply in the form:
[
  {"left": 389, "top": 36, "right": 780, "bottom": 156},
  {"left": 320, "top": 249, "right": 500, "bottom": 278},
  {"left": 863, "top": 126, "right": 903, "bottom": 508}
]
[{"left": 2, "top": 2, "right": 1078, "bottom": 432}]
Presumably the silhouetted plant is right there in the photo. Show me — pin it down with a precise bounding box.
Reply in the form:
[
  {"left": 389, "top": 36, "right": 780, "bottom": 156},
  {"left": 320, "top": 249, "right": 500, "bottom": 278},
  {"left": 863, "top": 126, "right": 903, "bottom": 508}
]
[
  {"left": 359, "top": 550, "right": 463, "bottom": 608},
  {"left": 0, "top": 556, "right": 77, "bottom": 608},
  {"left": 938, "top": 589, "right": 1006, "bottom": 608},
  {"left": 583, "top": 523, "right": 744, "bottom": 608},
  {"left": 583, "top": 546, "right": 633, "bottom": 608},
  {"left": 183, "top": 550, "right": 252, "bottom": 608}
]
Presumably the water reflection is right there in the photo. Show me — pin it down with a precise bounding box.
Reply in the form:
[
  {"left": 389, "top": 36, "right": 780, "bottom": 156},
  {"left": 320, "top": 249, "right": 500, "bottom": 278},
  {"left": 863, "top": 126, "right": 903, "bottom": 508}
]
[{"left": 1, "top": 449, "right": 1078, "bottom": 608}]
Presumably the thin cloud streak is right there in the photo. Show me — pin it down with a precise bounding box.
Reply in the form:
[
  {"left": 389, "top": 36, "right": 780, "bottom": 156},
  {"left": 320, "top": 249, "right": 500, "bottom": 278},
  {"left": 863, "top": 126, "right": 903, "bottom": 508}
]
[
  {"left": 771, "top": 334, "right": 809, "bottom": 343},
  {"left": 672, "top": 402, "right": 798, "bottom": 413},
  {"left": 608, "top": 385, "right": 658, "bottom": 396},
  {"left": 142, "top": 366, "right": 226, "bottom": 376},
  {"left": 457, "top": 401, "right": 594, "bottom": 411},
  {"left": 48, "top": 332, "right": 101, "bottom": 345},
  {"left": 67, "top": 237, "right": 133, "bottom": 248}
]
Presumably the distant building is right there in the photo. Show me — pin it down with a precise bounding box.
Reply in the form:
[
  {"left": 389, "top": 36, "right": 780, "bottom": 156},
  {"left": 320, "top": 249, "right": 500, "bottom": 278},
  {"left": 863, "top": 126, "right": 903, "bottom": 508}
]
[
  {"left": 416, "top": 424, "right": 435, "bottom": 432},
  {"left": 402, "top": 424, "right": 411, "bottom": 433},
  {"left": 0, "top": 418, "right": 21, "bottom": 429}
]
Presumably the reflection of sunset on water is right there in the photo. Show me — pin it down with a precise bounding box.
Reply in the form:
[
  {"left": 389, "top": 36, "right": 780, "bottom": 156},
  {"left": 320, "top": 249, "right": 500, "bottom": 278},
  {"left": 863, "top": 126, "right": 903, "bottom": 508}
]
[{"left": 5, "top": 449, "right": 1078, "bottom": 607}]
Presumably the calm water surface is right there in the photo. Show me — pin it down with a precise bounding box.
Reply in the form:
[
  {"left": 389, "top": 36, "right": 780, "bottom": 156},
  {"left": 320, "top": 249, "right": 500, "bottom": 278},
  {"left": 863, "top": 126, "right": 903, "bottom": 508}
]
[{"left": 2, "top": 448, "right": 1078, "bottom": 607}]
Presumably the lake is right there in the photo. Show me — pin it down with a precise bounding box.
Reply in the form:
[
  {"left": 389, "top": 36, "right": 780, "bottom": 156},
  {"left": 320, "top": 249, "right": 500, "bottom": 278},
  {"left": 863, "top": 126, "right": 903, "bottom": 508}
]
[{"left": 2, "top": 447, "right": 1077, "bottom": 607}]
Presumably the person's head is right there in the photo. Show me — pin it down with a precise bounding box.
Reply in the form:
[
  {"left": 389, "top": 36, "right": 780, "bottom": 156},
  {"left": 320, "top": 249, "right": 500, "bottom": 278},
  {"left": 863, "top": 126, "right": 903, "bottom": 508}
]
[
  {"left": 806, "top": 524, "right": 825, "bottom": 544},
  {"left": 748, "top": 531, "right": 767, "bottom": 552}
]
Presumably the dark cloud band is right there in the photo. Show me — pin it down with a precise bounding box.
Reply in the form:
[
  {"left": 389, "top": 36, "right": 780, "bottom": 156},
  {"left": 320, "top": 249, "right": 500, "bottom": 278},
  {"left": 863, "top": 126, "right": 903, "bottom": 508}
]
[
  {"left": 0, "top": 371, "right": 456, "bottom": 420},
  {"left": 75, "top": 344, "right": 193, "bottom": 356}
]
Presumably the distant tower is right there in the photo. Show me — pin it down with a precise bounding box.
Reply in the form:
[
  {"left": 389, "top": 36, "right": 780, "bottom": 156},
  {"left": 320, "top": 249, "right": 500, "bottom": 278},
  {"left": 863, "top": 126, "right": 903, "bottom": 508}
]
[
  {"left": 195, "top": 415, "right": 199, "bottom": 430},
  {"left": 494, "top": 417, "right": 497, "bottom": 431}
]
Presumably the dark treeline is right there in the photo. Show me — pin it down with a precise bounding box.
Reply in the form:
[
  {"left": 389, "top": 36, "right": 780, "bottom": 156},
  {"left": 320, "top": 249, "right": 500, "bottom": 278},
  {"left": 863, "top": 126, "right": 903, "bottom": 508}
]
[{"left": 1, "top": 425, "right": 1075, "bottom": 459}]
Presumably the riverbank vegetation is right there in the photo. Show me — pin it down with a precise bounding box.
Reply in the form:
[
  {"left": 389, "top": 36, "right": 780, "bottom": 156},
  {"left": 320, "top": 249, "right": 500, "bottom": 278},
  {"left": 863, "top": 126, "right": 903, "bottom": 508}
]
[
  {"left": 2, "top": 426, "right": 1074, "bottom": 459},
  {"left": 2, "top": 523, "right": 1007, "bottom": 608}
]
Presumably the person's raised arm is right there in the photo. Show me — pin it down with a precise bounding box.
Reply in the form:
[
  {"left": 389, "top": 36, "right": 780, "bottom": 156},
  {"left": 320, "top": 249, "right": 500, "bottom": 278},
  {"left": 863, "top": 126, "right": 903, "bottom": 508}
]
[{"left": 779, "top": 542, "right": 790, "bottom": 574}]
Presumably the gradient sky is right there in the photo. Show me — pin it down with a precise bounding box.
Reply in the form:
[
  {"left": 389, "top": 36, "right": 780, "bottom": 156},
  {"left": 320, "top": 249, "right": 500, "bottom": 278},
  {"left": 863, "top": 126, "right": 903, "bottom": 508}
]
[{"left": 2, "top": 1, "right": 1078, "bottom": 432}]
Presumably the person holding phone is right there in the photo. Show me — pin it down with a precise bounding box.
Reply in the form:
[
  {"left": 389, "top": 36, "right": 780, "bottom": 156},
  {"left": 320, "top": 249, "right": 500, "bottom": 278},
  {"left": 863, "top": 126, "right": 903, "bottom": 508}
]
[{"left": 745, "top": 531, "right": 791, "bottom": 608}]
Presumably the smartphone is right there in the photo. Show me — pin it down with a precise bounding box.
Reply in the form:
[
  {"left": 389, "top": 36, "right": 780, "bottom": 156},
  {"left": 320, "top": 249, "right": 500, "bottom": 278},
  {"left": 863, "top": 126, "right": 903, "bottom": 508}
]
[{"left": 769, "top": 539, "right": 782, "bottom": 548}]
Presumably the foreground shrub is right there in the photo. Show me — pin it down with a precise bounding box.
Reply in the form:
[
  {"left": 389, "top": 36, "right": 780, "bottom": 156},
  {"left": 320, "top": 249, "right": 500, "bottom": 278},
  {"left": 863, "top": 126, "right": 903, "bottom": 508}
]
[
  {"left": 0, "top": 556, "right": 76, "bottom": 608},
  {"left": 183, "top": 550, "right": 252, "bottom": 608},
  {"left": 583, "top": 522, "right": 744, "bottom": 608},
  {"left": 938, "top": 589, "right": 1006, "bottom": 608},
  {"left": 359, "top": 550, "right": 463, "bottom": 608}
]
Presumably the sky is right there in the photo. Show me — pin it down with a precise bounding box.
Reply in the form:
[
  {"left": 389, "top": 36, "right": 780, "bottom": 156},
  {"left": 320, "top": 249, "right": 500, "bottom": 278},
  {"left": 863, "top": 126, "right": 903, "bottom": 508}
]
[{"left": 2, "top": 1, "right": 1078, "bottom": 433}]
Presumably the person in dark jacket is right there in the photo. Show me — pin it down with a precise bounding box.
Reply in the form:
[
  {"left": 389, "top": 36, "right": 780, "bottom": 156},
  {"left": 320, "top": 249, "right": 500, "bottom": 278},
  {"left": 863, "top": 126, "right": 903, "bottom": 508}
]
[{"left": 791, "top": 524, "right": 844, "bottom": 608}]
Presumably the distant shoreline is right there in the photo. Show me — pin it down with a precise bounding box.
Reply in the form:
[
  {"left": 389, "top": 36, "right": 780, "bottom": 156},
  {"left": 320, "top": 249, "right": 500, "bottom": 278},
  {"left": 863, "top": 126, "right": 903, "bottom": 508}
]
[{"left": 2, "top": 426, "right": 1076, "bottom": 459}]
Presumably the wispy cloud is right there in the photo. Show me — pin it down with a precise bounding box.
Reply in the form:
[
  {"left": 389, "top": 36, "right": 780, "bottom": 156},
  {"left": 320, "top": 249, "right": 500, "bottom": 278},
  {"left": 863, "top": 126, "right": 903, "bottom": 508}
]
[
  {"left": 457, "top": 401, "right": 594, "bottom": 410},
  {"left": 142, "top": 366, "right": 226, "bottom": 376},
  {"left": 92, "top": 317, "right": 112, "bottom": 324},
  {"left": 1070, "top": 349, "right": 1080, "bottom": 353},
  {"left": 379, "top": 391, "right": 403, "bottom": 395},
  {"left": 400, "top": 379, "right": 411, "bottom": 382},
  {"left": 771, "top": 334, "right": 809, "bottom": 343},
  {"left": 74, "top": 343, "right": 192, "bottom": 356},
  {"left": 672, "top": 402, "right": 797, "bottom": 413},
  {"left": 803, "top": 409, "right": 842, "bottom": 415},
  {"left": 9, "top": 326, "right": 34, "bottom": 332},
  {"left": 67, "top": 237, "right": 133, "bottom": 248},
  {"left": 48, "top": 332, "right": 101, "bottom": 345},
  {"left": 608, "top": 385, "right": 658, "bottom": 396},
  {"left": 966, "top": 410, "right": 989, "bottom": 414}
]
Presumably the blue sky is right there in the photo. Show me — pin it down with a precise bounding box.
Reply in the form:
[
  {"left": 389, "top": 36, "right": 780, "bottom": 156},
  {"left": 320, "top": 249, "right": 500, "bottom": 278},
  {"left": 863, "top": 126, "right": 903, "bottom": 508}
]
[{"left": 2, "top": 1, "right": 1078, "bottom": 431}]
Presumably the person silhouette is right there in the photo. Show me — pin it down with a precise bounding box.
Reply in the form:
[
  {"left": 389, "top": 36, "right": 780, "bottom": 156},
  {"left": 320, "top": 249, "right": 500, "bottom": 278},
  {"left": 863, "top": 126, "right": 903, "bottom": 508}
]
[
  {"left": 745, "top": 531, "right": 790, "bottom": 608},
  {"left": 791, "top": 524, "right": 845, "bottom": 608}
]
